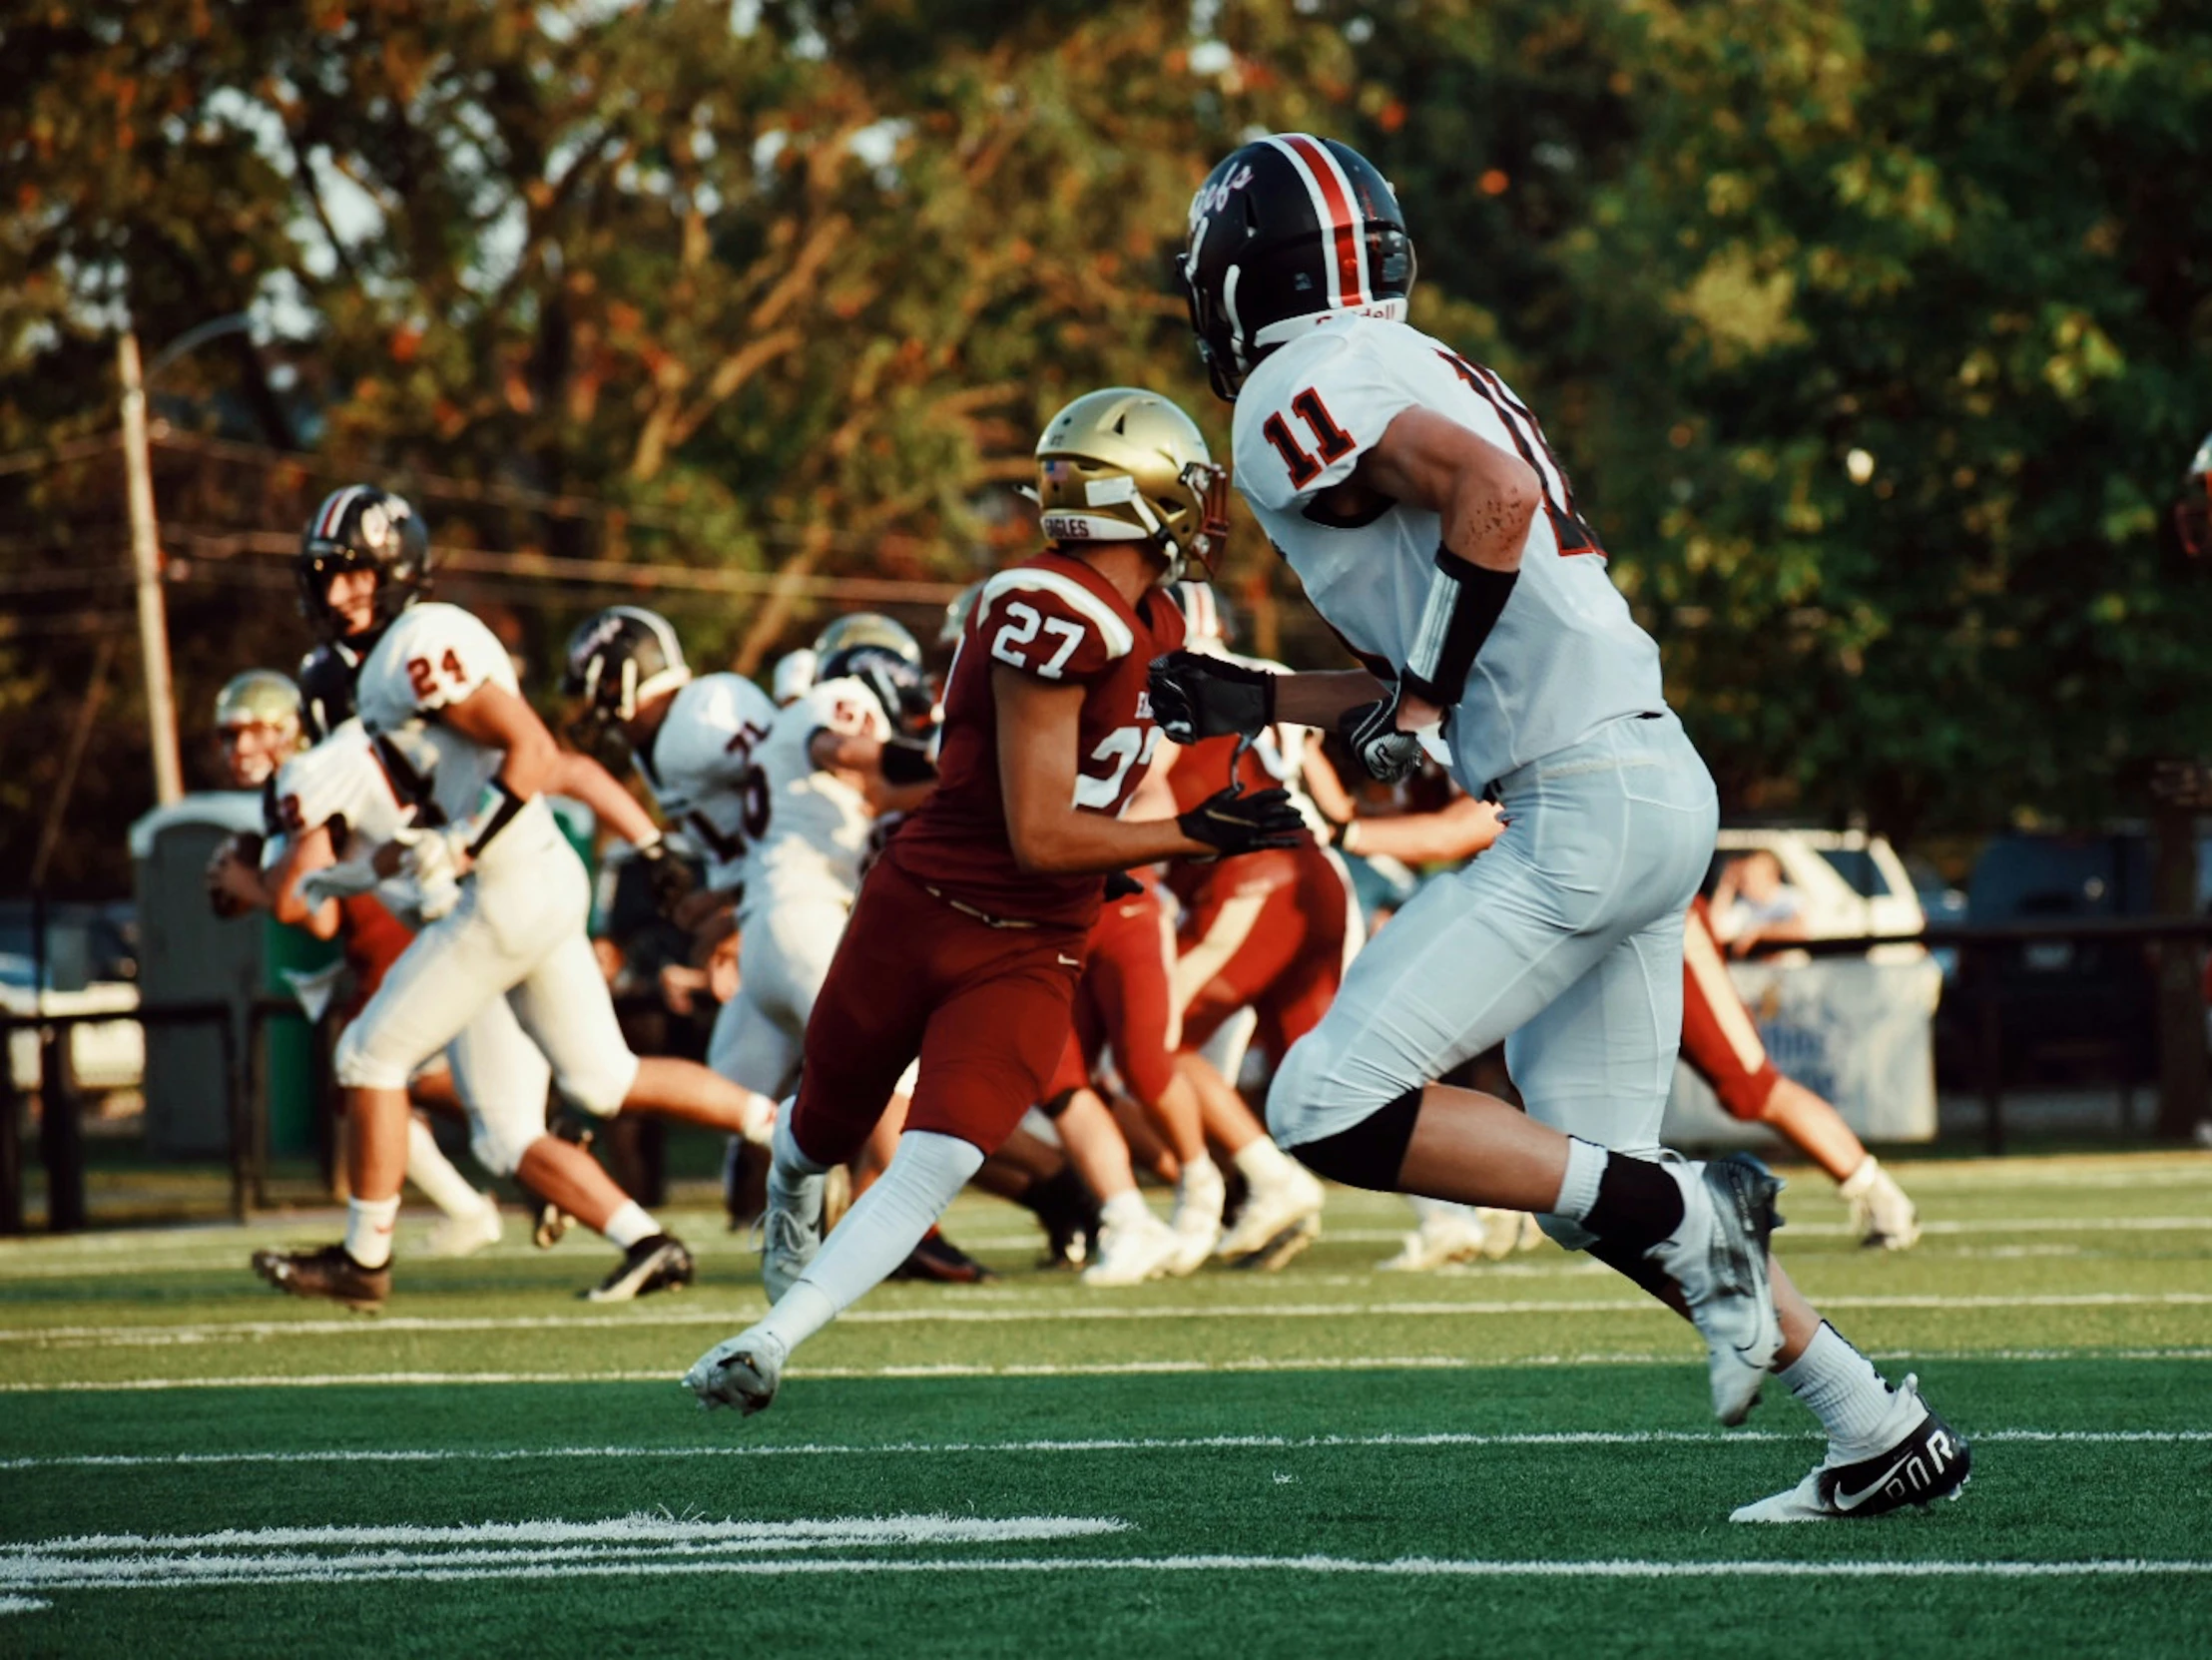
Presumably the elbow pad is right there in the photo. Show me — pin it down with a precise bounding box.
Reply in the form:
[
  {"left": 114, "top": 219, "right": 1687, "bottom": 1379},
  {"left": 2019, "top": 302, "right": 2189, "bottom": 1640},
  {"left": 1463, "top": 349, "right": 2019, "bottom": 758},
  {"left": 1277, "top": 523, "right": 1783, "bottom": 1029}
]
[{"left": 1400, "top": 547, "right": 1518, "bottom": 709}]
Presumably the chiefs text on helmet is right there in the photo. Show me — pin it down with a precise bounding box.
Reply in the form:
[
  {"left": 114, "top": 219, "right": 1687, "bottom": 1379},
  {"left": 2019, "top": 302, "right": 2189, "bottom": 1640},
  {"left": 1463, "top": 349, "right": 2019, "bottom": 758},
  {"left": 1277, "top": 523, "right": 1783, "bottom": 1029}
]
[{"left": 1180, "top": 134, "right": 1415, "bottom": 400}]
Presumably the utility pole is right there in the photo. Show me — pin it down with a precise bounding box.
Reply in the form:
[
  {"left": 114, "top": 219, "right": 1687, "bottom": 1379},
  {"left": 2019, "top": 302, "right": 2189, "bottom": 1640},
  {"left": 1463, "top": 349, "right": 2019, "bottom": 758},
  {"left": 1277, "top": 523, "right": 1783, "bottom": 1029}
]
[{"left": 119, "top": 329, "right": 184, "bottom": 807}]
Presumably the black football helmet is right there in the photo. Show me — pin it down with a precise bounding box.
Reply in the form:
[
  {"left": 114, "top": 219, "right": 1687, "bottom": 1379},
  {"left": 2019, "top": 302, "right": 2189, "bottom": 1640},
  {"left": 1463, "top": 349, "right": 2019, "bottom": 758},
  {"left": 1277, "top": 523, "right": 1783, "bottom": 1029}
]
[
  {"left": 562, "top": 606, "right": 692, "bottom": 770},
  {"left": 2176, "top": 431, "right": 2212, "bottom": 558},
  {"left": 1179, "top": 134, "right": 1416, "bottom": 401},
  {"left": 819, "top": 643, "right": 934, "bottom": 738},
  {"left": 296, "top": 642, "right": 361, "bottom": 743},
  {"left": 296, "top": 485, "right": 432, "bottom": 644}
]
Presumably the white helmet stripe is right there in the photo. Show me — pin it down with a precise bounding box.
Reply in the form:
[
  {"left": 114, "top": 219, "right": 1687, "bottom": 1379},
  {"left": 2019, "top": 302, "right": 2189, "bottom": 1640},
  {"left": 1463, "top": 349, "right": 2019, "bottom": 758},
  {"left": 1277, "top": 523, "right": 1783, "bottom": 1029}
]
[
  {"left": 315, "top": 485, "right": 365, "bottom": 542},
  {"left": 1260, "top": 135, "right": 1344, "bottom": 308}
]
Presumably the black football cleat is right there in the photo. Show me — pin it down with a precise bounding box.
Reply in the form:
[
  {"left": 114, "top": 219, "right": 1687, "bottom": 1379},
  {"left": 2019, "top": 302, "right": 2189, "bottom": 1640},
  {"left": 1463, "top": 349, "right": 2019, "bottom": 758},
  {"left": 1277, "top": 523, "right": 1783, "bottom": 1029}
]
[
  {"left": 587, "top": 1233, "right": 695, "bottom": 1303},
  {"left": 890, "top": 1229, "right": 996, "bottom": 1284},
  {"left": 252, "top": 1243, "right": 390, "bottom": 1312},
  {"left": 1732, "top": 1377, "right": 1971, "bottom": 1521}
]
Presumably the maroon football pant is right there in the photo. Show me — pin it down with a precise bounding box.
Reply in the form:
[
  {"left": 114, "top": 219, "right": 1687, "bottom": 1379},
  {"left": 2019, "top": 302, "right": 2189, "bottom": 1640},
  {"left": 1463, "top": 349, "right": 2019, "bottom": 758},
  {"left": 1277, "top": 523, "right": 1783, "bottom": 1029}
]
[
  {"left": 1177, "top": 843, "right": 1352, "bottom": 1062},
  {"left": 1046, "top": 882, "right": 1179, "bottom": 1105},
  {"left": 790, "top": 857, "right": 1089, "bottom": 1166}
]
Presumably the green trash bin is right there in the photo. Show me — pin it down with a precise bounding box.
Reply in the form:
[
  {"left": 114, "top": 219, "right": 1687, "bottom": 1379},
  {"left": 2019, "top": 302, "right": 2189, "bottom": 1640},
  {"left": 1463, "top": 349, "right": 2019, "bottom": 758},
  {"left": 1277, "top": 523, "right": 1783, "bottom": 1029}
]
[{"left": 261, "top": 914, "right": 340, "bottom": 1157}]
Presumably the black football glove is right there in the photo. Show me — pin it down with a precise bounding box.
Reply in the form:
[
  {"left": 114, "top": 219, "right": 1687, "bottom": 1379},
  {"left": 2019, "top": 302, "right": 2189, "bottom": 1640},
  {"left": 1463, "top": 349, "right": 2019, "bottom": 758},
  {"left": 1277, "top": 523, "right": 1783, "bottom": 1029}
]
[
  {"left": 635, "top": 835, "right": 698, "bottom": 918},
  {"left": 1103, "top": 870, "right": 1145, "bottom": 900},
  {"left": 878, "top": 734, "right": 939, "bottom": 786},
  {"left": 1178, "top": 784, "right": 1308, "bottom": 857},
  {"left": 1340, "top": 683, "right": 1427, "bottom": 784},
  {"left": 1147, "top": 651, "right": 1278, "bottom": 744}
]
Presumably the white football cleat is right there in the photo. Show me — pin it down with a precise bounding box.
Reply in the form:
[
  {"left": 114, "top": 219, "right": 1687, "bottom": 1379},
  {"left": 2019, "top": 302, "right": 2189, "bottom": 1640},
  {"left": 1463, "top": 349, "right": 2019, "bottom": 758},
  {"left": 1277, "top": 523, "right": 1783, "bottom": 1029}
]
[
  {"left": 1082, "top": 1207, "right": 1184, "bottom": 1288},
  {"left": 758, "top": 1161, "right": 826, "bottom": 1304},
  {"left": 1378, "top": 1207, "right": 1489, "bottom": 1272},
  {"left": 1731, "top": 1376, "right": 1970, "bottom": 1521},
  {"left": 1841, "top": 1158, "right": 1921, "bottom": 1250},
  {"left": 423, "top": 1192, "right": 502, "bottom": 1260},
  {"left": 1647, "top": 1154, "right": 1784, "bottom": 1425},
  {"left": 1217, "top": 1165, "right": 1324, "bottom": 1270},
  {"left": 684, "top": 1328, "right": 786, "bottom": 1415},
  {"left": 1164, "top": 1161, "right": 1226, "bottom": 1276}
]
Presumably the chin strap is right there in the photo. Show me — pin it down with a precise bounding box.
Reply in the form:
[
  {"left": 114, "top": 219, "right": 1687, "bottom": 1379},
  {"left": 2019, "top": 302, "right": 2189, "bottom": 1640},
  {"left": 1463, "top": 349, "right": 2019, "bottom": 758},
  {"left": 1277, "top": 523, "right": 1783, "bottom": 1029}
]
[{"left": 1400, "top": 545, "right": 1518, "bottom": 709}]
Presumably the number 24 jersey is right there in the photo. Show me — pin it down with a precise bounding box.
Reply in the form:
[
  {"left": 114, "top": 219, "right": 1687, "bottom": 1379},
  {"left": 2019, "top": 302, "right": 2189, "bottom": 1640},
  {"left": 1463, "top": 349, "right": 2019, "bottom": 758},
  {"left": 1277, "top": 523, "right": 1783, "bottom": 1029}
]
[
  {"left": 887, "top": 551, "right": 1186, "bottom": 930},
  {"left": 1234, "top": 314, "right": 1666, "bottom": 794}
]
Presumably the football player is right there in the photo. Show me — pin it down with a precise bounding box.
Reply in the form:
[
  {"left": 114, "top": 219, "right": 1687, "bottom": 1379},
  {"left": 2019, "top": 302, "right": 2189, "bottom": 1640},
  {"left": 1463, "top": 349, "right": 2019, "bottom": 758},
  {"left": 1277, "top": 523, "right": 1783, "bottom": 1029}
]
[
  {"left": 684, "top": 387, "right": 1306, "bottom": 1413},
  {"left": 203, "top": 669, "right": 503, "bottom": 1259},
  {"left": 1153, "top": 136, "right": 1967, "bottom": 1520},
  {"left": 249, "top": 485, "right": 765, "bottom": 1308}
]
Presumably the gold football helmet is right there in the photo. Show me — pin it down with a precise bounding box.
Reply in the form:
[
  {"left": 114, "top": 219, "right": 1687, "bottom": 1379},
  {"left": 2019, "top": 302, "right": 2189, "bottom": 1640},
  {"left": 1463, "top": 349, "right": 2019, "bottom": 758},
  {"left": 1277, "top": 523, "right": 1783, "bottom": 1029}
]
[
  {"left": 213, "top": 670, "right": 304, "bottom": 788},
  {"left": 813, "top": 612, "right": 922, "bottom": 670},
  {"left": 1033, "top": 387, "right": 1230, "bottom": 583}
]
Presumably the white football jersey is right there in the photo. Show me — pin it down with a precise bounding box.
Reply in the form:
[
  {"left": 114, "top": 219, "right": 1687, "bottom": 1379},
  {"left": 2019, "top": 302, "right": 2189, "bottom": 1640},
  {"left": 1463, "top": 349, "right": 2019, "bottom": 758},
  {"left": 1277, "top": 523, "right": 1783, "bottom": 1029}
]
[
  {"left": 740, "top": 676, "right": 890, "bottom": 914},
  {"left": 634, "top": 672, "right": 780, "bottom": 893},
  {"left": 1234, "top": 315, "right": 1665, "bottom": 792},
  {"left": 355, "top": 602, "right": 563, "bottom": 875},
  {"left": 262, "top": 718, "right": 430, "bottom": 921}
]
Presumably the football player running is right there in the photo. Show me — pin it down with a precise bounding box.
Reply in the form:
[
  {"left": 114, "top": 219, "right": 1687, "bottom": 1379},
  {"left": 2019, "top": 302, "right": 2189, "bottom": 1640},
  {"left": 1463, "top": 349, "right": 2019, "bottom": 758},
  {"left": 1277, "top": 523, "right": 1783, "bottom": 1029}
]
[
  {"left": 204, "top": 670, "right": 503, "bottom": 1259},
  {"left": 1153, "top": 137, "right": 1967, "bottom": 1521},
  {"left": 250, "top": 486, "right": 763, "bottom": 1307},
  {"left": 684, "top": 388, "right": 1307, "bottom": 1414}
]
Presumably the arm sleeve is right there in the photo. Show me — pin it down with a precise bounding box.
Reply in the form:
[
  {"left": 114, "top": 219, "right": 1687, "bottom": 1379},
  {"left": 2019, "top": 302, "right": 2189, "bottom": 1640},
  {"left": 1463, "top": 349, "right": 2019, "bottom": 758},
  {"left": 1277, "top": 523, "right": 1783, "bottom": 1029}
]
[
  {"left": 972, "top": 574, "right": 1130, "bottom": 685},
  {"left": 1234, "top": 330, "right": 1424, "bottom": 514}
]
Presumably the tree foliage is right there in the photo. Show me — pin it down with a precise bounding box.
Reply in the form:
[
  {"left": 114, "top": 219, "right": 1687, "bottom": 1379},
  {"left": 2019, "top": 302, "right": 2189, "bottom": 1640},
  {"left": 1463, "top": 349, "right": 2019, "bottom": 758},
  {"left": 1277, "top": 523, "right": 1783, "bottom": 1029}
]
[{"left": 4, "top": 0, "right": 2209, "bottom": 892}]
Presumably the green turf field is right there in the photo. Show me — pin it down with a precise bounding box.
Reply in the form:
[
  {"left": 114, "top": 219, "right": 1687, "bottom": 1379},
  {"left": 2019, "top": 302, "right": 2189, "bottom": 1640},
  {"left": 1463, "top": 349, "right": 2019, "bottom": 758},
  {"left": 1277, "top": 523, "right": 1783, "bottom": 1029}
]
[{"left": 1, "top": 1152, "right": 2208, "bottom": 1658}]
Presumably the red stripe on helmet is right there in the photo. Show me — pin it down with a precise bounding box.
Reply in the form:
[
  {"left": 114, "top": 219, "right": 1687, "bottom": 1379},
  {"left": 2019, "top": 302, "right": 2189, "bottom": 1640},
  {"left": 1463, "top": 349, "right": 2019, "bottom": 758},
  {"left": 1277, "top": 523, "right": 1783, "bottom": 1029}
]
[{"left": 1279, "top": 134, "right": 1366, "bottom": 306}]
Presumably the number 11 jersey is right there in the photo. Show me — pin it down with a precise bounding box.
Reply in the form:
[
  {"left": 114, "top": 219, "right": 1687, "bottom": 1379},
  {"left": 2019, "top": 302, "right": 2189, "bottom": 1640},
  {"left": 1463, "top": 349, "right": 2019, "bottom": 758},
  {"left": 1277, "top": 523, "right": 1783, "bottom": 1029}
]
[
  {"left": 1234, "top": 314, "right": 1665, "bottom": 793},
  {"left": 886, "top": 551, "right": 1185, "bottom": 929}
]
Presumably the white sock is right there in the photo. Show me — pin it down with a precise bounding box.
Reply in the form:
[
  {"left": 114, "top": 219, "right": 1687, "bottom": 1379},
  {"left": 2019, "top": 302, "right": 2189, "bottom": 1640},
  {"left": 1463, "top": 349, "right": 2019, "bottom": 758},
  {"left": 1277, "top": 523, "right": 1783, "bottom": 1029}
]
[
  {"left": 1837, "top": 1156, "right": 1880, "bottom": 1199},
  {"left": 1551, "top": 1137, "right": 1610, "bottom": 1223},
  {"left": 1232, "top": 1137, "right": 1296, "bottom": 1189},
  {"left": 1778, "top": 1323, "right": 1898, "bottom": 1454},
  {"left": 1177, "top": 1155, "right": 1224, "bottom": 1206},
  {"left": 772, "top": 1103, "right": 830, "bottom": 1179},
  {"left": 344, "top": 1196, "right": 401, "bottom": 1269},
  {"left": 1101, "top": 1190, "right": 1152, "bottom": 1231},
  {"left": 757, "top": 1130, "right": 983, "bottom": 1357},
  {"left": 738, "top": 1090, "right": 778, "bottom": 1148},
  {"left": 405, "top": 1116, "right": 483, "bottom": 1220},
  {"left": 603, "top": 1201, "right": 659, "bottom": 1250},
  {"left": 1408, "top": 1195, "right": 1482, "bottom": 1224}
]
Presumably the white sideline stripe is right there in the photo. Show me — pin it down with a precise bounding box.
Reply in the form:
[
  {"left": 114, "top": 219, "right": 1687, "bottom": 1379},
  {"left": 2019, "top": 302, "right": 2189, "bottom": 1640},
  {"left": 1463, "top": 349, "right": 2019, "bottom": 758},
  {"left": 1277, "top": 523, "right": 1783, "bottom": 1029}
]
[
  {"left": 4, "top": 1553, "right": 2209, "bottom": 1592},
  {"left": 5, "top": 1347, "right": 2209, "bottom": 1393},
  {"left": 9, "top": 1290, "right": 2210, "bottom": 1349},
  {"left": 0, "top": 1596, "right": 49, "bottom": 1614},
  {"left": 5, "top": 1212, "right": 2206, "bottom": 1278},
  {"left": 3, "top": 1426, "right": 2204, "bottom": 1473},
  {"left": 11, "top": 1513, "right": 1126, "bottom": 1555}
]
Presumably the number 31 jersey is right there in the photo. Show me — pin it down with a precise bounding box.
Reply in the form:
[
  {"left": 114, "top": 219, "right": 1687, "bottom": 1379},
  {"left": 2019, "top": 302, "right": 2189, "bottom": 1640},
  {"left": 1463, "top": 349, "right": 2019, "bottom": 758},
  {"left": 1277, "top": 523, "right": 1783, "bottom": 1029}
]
[
  {"left": 1234, "top": 314, "right": 1665, "bottom": 793},
  {"left": 887, "top": 551, "right": 1186, "bottom": 930},
  {"left": 634, "top": 673, "right": 779, "bottom": 895}
]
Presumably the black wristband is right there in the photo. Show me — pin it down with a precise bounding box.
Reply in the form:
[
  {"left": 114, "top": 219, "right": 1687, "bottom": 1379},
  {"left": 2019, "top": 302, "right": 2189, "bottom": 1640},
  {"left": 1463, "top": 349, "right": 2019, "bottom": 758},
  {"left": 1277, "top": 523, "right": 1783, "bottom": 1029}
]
[
  {"left": 464, "top": 778, "right": 528, "bottom": 858},
  {"left": 1400, "top": 547, "right": 1518, "bottom": 708}
]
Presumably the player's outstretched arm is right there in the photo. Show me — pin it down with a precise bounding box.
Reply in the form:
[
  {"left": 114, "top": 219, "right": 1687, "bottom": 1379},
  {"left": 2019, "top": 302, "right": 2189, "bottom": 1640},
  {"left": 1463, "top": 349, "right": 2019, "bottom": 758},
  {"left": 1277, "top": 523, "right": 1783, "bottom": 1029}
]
[{"left": 1337, "top": 795, "right": 1503, "bottom": 865}]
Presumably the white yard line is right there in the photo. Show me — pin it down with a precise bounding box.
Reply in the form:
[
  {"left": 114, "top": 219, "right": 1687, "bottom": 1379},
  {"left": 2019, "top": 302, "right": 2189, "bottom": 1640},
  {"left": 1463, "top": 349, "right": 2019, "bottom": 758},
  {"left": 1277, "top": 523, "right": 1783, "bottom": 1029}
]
[
  {"left": 3, "top": 1345, "right": 2208, "bottom": 1393},
  {"left": 2, "top": 1425, "right": 2204, "bottom": 1473},
  {"left": 6, "top": 1289, "right": 2208, "bottom": 1351}
]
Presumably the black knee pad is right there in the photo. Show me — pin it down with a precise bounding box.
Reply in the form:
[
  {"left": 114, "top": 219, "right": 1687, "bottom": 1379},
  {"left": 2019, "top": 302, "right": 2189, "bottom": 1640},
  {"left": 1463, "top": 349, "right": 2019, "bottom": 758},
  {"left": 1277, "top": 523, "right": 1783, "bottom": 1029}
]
[
  {"left": 1037, "top": 1088, "right": 1080, "bottom": 1121},
  {"left": 1287, "top": 1086, "right": 1423, "bottom": 1191}
]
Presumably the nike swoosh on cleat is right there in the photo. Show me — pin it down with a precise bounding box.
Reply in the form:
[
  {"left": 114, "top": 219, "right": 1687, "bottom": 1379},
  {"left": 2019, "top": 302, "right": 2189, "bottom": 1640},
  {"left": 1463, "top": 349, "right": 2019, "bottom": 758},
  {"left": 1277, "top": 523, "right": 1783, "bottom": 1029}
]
[{"left": 1830, "top": 1451, "right": 1922, "bottom": 1511}]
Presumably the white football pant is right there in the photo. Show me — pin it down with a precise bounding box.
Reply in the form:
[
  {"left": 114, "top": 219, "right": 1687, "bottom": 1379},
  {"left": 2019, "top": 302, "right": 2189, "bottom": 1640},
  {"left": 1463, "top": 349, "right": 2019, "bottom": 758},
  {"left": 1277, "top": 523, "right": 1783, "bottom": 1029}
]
[
  {"left": 334, "top": 809, "right": 640, "bottom": 1121},
  {"left": 1268, "top": 711, "right": 1718, "bottom": 1243}
]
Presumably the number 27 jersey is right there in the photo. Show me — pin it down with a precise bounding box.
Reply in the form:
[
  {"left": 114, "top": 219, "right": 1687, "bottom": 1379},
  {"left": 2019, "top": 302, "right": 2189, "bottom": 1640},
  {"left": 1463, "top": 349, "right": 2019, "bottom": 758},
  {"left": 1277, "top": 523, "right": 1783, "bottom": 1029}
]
[
  {"left": 887, "top": 551, "right": 1185, "bottom": 929},
  {"left": 1234, "top": 314, "right": 1665, "bottom": 793}
]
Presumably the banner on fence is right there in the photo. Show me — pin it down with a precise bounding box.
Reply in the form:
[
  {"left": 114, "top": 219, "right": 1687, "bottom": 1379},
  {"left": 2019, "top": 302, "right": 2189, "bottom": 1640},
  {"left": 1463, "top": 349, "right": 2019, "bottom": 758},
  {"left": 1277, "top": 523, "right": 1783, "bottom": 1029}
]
[{"left": 1663, "top": 953, "right": 1942, "bottom": 1145}]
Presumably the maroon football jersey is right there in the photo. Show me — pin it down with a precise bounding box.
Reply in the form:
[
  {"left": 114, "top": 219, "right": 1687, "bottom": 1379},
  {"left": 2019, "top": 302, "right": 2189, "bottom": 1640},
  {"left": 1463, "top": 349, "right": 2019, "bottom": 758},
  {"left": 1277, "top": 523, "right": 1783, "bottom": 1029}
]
[{"left": 889, "top": 550, "right": 1186, "bottom": 928}]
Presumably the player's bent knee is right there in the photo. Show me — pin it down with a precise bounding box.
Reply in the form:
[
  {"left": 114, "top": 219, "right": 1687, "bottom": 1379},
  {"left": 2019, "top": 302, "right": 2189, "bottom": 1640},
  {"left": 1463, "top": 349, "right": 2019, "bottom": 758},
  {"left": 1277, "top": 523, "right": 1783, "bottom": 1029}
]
[
  {"left": 467, "top": 1118, "right": 536, "bottom": 1179},
  {"left": 333, "top": 1024, "right": 410, "bottom": 1091},
  {"left": 557, "top": 1049, "right": 640, "bottom": 1121},
  {"left": 1282, "top": 1085, "right": 1423, "bottom": 1192}
]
